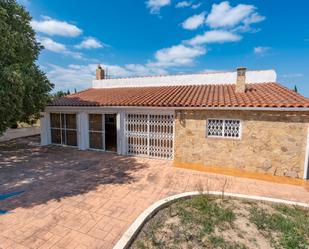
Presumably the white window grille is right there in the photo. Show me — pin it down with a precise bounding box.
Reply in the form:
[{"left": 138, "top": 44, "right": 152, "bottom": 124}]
[
  {"left": 207, "top": 119, "right": 241, "bottom": 139},
  {"left": 125, "top": 114, "right": 174, "bottom": 159}
]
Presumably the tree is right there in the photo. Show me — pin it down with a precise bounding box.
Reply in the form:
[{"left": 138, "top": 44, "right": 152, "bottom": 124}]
[
  {"left": 52, "top": 90, "right": 69, "bottom": 99},
  {"left": 293, "top": 85, "right": 298, "bottom": 93},
  {"left": 0, "top": 0, "right": 53, "bottom": 134}
]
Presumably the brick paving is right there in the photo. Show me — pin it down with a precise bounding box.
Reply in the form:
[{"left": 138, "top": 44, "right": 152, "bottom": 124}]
[{"left": 0, "top": 136, "right": 309, "bottom": 249}]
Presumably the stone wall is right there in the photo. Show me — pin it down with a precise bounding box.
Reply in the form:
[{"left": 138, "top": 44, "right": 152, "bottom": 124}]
[{"left": 174, "top": 110, "right": 309, "bottom": 179}]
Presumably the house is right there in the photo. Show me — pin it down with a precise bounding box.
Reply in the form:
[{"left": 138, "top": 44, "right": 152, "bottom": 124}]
[{"left": 41, "top": 66, "right": 309, "bottom": 180}]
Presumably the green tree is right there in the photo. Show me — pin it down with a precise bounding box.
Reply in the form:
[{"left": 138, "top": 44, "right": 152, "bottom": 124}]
[
  {"left": 0, "top": 0, "right": 53, "bottom": 134},
  {"left": 52, "top": 90, "right": 69, "bottom": 99}
]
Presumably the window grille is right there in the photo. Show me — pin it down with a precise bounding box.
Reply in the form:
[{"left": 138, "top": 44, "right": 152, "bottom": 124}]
[
  {"left": 207, "top": 119, "right": 241, "bottom": 139},
  {"left": 125, "top": 114, "right": 174, "bottom": 159}
]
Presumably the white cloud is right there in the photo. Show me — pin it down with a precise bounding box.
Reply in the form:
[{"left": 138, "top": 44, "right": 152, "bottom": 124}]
[
  {"left": 150, "top": 44, "right": 206, "bottom": 67},
  {"left": 31, "top": 16, "right": 82, "bottom": 37},
  {"left": 75, "top": 37, "right": 104, "bottom": 49},
  {"left": 182, "top": 12, "right": 206, "bottom": 30},
  {"left": 205, "top": 1, "right": 264, "bottom": 29},
  {"left": 191, "top": 3, "right": 202, "bottom": 9},
  {"left": 254, "top": 46, "right": 270, "bottom": 55},
  {"left": 47, "top": 64, "right": 95, "bottom": 91},
  {"left": 176, "top": 1, "right": 191, "bottom": 8},
  {"left": 146, "top": 0, "right": 171, "bottom": 14},
  {"left": 175, "top": 1, "right": 201, "bottom": 9},
  {"left": 124, "top": 64, "right": 167, "bottom": 76},
  {"left": 243, "top": 12, "right": 265, "bottom": 26},
  {"left": 187, "top": 30, "right": 241, "bottom": 46},
  {"left": 46, "top": 63, "right": 168, "bottom": 91},
  {"left": 38, "top": 37, "right": 66, "bottom": 53},
  {"left": 38, "top": 37, "right": 82, "bottom": 59}
]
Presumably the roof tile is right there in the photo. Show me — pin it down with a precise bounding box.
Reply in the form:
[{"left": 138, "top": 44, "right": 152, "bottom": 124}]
[{"left": 49, "top": 83, "right": 309, "bottom": 108}]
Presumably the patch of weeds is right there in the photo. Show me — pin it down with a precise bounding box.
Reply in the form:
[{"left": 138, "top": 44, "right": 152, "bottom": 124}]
[
  {"left": 208, "top": 235, "right": 248, "bottom": 249},
  {"left": 176, "top": 195, "right": 235, "bottom": 235},
  {"left": 131, "top": 197, "right": 309, "bottom": 249},
  {"left": 249, "top": 205, "right": 309, "bottom": 249},
  {"left": 135, "top": 241, "right": 147, "bottom": 249},
  {"left": 148, "top": 221, "right": 164, "bottom": 246}
]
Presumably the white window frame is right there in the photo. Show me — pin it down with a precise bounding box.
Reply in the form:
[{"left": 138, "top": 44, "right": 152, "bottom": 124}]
[
  {"left": 50, "top": 112, "right": 78, "bottom": 147},
  {"left": 206, "top": 118, "right": 242, "bottom": 139}
]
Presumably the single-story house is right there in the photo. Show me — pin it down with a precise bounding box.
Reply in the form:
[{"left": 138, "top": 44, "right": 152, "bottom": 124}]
[{"left": 41, "top": 66, "right": 309, "bottom": 179}]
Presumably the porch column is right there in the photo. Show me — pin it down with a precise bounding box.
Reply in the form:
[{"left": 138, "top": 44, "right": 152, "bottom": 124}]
[
  {"left": 40, "top": 112, "right": 51, "bottom": 146},
  {"left": 77, "top": 112, "right": 89, "bottom": 150},
  {"left": 117, "top": 111, "right": 126, "bottom": 155}
]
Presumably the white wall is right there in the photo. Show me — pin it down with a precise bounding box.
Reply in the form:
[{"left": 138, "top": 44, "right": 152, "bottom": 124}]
[
  {"left": 40, "top": 112, "right": 50, "bottom": 145},
  {"left": 77, "top": 112, "right": 89, "bottom": 150},
  {"left": 92, "top": 70, "right": 277, "bottom": 89}
]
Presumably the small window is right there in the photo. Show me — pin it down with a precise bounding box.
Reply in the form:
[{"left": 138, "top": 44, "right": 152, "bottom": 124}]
[{"left": 207, "top": 119, "right": 241, "bottom": 139}]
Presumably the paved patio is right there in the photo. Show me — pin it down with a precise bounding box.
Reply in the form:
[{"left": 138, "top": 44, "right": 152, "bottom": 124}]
[{"left": 0, "top": 136, "right": 308, "bottom": 249}]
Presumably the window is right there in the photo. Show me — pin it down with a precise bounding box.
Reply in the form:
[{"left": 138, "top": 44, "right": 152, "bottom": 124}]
[
  {"left": 207, "top": 119, "right": 241, "bottom": 139},
  {"left": 50, "top": 113, "right": 77, "bottom": 146}
]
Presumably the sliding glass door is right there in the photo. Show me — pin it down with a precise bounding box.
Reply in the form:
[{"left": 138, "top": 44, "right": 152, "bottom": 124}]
[
  {"left": 88, "top": 114, "right": 117, "bottom": 151},
  {"left": 50, "top": 113, "right": 77, "bottom": 146},
  {"left": 89, "top": 114, "right": 105, "bottom": 150}
]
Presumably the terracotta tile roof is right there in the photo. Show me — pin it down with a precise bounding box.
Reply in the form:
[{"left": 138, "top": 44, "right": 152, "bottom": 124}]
[{"left": 49, "top": 83, "right": 309, "bottom": 108}]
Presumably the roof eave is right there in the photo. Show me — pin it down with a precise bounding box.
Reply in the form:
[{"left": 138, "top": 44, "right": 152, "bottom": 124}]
[{"left": 45, "top": 105, "right": 309, "bottom": 112}]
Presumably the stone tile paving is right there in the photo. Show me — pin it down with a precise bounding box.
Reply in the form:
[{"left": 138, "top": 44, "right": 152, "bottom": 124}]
[{"left": 0, "top": 136, "right": 308, "bottom": 249}]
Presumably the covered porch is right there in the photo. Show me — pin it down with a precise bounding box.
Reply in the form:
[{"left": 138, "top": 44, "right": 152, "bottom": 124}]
[{"left": 40, "top": 107, "right": 175, "bottom": 160}]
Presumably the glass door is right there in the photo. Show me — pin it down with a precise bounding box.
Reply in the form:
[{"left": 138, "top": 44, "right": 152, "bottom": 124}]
[
  {"left": 50, "top": 113, "right": 77, "bottom": 146},
  {"left": 89, "top": 114, "right": 105, "bottom": 150},
  {"left": 105, "top": 114, "right": 117, "bottom": 152}
]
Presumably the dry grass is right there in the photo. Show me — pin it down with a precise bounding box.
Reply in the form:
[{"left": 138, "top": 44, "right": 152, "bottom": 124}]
[{"left": 130, "top": 195, "right": 309, "bottom": 249}]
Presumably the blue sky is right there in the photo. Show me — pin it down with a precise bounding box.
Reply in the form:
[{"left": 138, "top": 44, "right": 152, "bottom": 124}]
[{"left": 20, "top": 0, "right": 309, "bottom": 96}]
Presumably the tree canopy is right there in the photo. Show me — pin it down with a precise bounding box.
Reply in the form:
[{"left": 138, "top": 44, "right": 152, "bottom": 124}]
[{"left": 0, "top": 0, "right": 53, "bottom": 134}]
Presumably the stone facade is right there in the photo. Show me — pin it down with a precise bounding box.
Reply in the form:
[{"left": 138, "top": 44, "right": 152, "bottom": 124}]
[{"left": 174, "top": 110, "right": 309, "bottom": 179}]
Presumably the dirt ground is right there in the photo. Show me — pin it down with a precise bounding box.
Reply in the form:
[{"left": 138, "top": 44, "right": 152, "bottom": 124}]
[{"left": 130, "top": 195, "right": 309, "bottom": 249}]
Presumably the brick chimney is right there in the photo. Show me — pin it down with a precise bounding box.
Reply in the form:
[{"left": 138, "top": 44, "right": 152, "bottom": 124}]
[
  {"left": 96, "top": 65, "right": 105, "bottom": 80},
  {"left": 235, "top": 67, "right": 247, "bottom": 93}
]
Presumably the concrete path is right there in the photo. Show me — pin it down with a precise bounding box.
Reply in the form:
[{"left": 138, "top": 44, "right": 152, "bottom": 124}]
[
  {"left": 0, "top": 127, "right": 40, "bottom": 142},
  {"left": 0, "top": 136, "right": 308, "bottom": 249}
]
